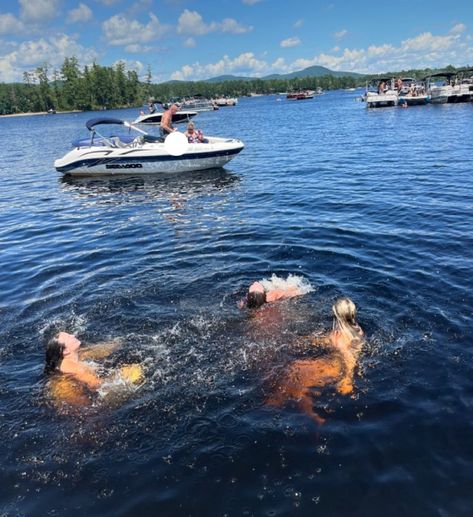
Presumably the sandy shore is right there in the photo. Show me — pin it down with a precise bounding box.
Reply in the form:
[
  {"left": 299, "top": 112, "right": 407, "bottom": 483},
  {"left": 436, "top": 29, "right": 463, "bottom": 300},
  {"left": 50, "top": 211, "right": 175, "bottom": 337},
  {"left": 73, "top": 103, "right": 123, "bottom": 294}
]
[{"left": 0, "top": 110, "right": 81, "bottom": 118}]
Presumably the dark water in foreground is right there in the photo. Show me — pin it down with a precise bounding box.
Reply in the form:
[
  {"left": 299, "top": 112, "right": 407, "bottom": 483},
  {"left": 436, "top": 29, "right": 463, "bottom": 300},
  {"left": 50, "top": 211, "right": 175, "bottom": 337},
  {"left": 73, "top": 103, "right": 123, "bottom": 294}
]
[{"left": 1, "top": 93, "right": 472, "bottom": 516}]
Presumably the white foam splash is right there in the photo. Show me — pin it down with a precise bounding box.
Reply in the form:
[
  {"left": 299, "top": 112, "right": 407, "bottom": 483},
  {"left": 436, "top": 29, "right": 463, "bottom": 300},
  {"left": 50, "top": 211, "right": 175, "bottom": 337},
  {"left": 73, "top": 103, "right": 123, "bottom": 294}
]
[{"left": 259, "top": 274, "right": 314, "bottom": 295}]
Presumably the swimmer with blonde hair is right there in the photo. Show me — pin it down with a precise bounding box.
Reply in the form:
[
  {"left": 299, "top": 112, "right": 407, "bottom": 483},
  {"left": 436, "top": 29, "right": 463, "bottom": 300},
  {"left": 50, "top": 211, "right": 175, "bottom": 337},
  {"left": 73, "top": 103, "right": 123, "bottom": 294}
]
[
  {"left": 45, "top": 332, "right": 143, "bottom": 406},
  {"left": 266, "top": 297, "right": 364, "bottom": 424}
]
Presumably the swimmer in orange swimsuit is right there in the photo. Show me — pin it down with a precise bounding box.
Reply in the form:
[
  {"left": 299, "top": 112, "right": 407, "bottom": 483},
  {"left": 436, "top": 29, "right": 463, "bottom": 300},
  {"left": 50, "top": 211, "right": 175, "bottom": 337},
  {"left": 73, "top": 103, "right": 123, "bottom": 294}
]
[
  {"left": 45, "top": 332, "right": 142, "bottom": 406},
  {"left": 266, "top": 297, "right": 364, "bottom": 424}
]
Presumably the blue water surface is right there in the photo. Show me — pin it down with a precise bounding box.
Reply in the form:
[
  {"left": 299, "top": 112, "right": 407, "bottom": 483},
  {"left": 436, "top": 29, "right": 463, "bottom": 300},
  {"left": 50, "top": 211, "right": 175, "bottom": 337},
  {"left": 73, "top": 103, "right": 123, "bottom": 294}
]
[{"left": 0, "top": 92, "right": 472, "bottom": 516}]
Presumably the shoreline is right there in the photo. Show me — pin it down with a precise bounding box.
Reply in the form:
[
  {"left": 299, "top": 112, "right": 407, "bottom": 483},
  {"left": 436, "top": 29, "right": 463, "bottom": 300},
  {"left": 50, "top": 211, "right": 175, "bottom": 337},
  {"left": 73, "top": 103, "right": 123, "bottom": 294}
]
[{"left": 0, "top": 110, "right": 82, "bottom": 118}]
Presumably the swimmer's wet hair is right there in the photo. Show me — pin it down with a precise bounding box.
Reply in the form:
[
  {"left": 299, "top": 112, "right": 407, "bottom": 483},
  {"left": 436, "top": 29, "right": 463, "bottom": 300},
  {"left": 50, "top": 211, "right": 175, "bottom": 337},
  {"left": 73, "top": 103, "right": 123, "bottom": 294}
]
[
  {"left": 247, "top": 290, "right": 266, "bottom": 308},
  {"left": 45, "top": 334, "right": 65, "bottom": 375}
]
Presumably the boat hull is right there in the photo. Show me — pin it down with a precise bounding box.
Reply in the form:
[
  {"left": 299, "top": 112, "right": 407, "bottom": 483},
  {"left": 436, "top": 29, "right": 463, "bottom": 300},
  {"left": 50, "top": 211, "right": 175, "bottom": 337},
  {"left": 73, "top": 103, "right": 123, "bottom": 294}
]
[{"left": 55, "top": 140, "right": 244, "bottom": 176}]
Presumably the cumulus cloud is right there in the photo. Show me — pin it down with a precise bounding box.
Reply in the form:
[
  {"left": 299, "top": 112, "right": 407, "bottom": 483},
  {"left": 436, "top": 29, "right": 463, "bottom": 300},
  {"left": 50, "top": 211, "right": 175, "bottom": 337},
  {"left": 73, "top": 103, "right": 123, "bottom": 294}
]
[
  {"left": 125, "top": 44, "right": 153, "bottom": 53},
  {"left": 0, "top": 33, "right": 98, "bottom": 82},
  {"left": 450, "top": 23, "right": 466, "bottom": 35},
  {"left": 183, "top": 37, "right": 196, "bottom": 48},
  {"left": 103, "top": 13, "right": 169, "bottom": 46},
  {"left": 0, "top": 13, "right": 25, "bottom": 35},
  {"left": 19, "top": 0, "right": 60, "bottom": 24},
  {"left": 334, "top": 29, "right": 348, "bottom": 40},
  {"left": 170, "top": 52, "right": 269, "bottom": 80},
  {"left": 280, "top": 37, "right": 301, "bottom": 48},
  {"left": 67, "top": 3, "right": 93, "bottom": 24},
  {"left": 168, "top": 24, "right": 473, "bottom": 81},
  {"left": 177, "top": 9, "right": 252, "bottom": 36}
]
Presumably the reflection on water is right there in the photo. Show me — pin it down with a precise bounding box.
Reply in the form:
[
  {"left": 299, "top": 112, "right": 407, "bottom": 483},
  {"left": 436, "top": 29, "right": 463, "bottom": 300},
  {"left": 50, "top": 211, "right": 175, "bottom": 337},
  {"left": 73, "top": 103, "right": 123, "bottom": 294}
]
[{"left": 59, "top": 168, "right": 240, "bottom": 203}]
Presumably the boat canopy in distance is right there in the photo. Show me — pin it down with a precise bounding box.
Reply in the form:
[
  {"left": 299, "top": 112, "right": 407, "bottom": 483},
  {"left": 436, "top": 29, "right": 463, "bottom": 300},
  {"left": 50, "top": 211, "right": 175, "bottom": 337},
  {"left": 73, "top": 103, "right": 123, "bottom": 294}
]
[
  {"left": 422, "top": 71, "right": 457, "bottom": 81},
  {"left": 86, "top": 118, "right": 126, "bottom": 131}
]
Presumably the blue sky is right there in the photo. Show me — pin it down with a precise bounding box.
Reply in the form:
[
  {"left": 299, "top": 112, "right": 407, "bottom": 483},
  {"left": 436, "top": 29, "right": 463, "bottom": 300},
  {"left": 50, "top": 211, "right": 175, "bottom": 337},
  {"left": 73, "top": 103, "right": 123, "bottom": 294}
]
[{"left": 1, "top": 0, "right": 473, "bottom": 83}]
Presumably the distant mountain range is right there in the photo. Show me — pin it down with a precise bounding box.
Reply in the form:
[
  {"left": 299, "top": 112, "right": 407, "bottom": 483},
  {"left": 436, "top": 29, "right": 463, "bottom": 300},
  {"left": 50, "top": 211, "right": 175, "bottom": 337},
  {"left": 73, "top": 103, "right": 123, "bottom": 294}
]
[{"left": 204, "top": 65, "right": 362, "bottom": 83}]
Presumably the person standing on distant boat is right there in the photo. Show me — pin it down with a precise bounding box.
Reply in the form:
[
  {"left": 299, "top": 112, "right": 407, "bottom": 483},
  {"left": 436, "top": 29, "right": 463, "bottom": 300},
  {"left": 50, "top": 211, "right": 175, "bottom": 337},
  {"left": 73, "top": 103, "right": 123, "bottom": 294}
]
[{"left": 160, "top": 104, "right": 179, "bottom": 138}]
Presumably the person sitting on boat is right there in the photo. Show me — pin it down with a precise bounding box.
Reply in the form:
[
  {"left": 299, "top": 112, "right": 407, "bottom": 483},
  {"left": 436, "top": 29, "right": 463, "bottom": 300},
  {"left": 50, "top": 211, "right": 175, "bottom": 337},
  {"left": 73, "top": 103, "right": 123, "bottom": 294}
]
[
  {"left": 378, "top": 81, "right": 386, "bottom": 94},
  {"left": 148, "top": 101, "right": 157, "bottom": 114},
  {"left": 184, "top": 121, "right": 205, "bottom": 143},
  {"left": 395, "top": 78, "right": 403, "bottom": 92},
  {"left": 45, "top": 331, "right": 143, "bottom": 405},
  {"left": 266, "top": 297, "right": 364, "bottom": 424},
  {"left": 244, "top": 279, "right": 304, "bottom": 309},
  {"left": 160, "top": 104, "right": 179, "bottom": 138}
]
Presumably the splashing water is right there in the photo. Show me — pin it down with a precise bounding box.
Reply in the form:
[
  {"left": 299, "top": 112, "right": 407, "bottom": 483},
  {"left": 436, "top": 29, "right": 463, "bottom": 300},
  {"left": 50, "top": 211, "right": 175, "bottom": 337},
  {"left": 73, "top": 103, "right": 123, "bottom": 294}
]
[{"left": 259, "top": 273, "right": 314, "bottom": 295}]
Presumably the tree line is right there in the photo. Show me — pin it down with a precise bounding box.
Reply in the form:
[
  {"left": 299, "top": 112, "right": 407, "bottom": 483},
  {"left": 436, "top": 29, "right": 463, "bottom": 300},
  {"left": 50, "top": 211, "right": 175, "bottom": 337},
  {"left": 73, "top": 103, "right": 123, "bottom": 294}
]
[{"left": 0, "top": 57, "right": 468, "bottom": 115}]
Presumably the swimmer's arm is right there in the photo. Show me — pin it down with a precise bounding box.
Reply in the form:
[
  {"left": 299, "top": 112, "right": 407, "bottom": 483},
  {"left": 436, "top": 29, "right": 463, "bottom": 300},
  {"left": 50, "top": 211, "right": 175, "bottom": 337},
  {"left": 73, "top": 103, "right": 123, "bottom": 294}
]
[
  {"left": 310, "top": 333, "right": 333, "bottom": 347},
  {"left": 61, "top": 363, "right": 102, "bottom": 389},
  {"left": 266, "top": 287, "right": 302, "bottom": 303},
  {"left": 336, "top": 348, "right": 357, "bottom": 395},
  {"left": 79, "top": 339, "right": 122, "bottom": 360}
]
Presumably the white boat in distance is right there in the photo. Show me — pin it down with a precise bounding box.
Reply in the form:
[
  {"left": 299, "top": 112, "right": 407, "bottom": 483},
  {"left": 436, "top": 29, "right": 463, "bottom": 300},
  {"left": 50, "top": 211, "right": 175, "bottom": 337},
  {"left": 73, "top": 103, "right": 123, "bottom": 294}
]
[
  {"left": 134, "top": 101, "right": 197, "bottom": 125},
  {"left": 398, "top": 78, "right": 430, "bottom": 106},
  {"left": 363, "top": 78, "right": 398, "bottom": 108},
  {"left": 54, "top": 118, "right": 244, "bottom": 176},
  {"left": 424, "top": 70, "right": 473, "bottom": 104}
]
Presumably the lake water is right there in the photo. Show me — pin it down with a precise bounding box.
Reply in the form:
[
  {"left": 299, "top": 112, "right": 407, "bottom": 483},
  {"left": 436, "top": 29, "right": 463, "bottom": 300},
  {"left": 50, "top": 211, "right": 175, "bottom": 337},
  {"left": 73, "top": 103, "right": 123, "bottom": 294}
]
[{"left": 0, "top": 92, "right": 472, "bottom": 516}]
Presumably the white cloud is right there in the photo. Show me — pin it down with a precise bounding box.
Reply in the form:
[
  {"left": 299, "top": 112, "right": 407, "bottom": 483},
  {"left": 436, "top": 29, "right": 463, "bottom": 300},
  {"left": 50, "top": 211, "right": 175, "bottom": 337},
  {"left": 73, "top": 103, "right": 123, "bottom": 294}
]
[
  {"left": 220, "top": 18, "right": 252, "bottom": 34},
  {"left": 0, "top": 34, "right": 99, "bottom": 82},
  {"left": 0, "top": 13, "right": 25, "bottom": 35},
  {"left": 178, "top": 10, "right": 217, "bottom": 35},
  {"left": 280, "top": 37, "right": 301, "bottom": 48},
  {"left": 125, "top": 43, "right": 153, "bottom": 53},
  {"left": 19, "top": 0, "right": 60, "bottom": 24},
  {"left": 103, "top": 13, "right": 168, "bottom": 46},
  {"left": 183, "top": 37, "right": 196, "bottom": 48},
  {"left": 450, "top": 23, "right": 466, "bottom": 35},
  {"left": 67, "top": 3, "right": 93, "bottom": 24},
  {"left": 95, "top": 0, "right": 121, "bottom": 5},
  {"left": 168, "top": 26, "right": 473, "bottom": 81},
  {"left": 177, "top": 9, "right": 251, "bottom": 36},
  {"left": 293, "top": 19, "right": 304, "bottom": 29},
  {"left": 334, "top": 29, "right": 348, "bottom": 40},
  {"left": 170, "top": 52, "right": 269, "bottom": 80}
]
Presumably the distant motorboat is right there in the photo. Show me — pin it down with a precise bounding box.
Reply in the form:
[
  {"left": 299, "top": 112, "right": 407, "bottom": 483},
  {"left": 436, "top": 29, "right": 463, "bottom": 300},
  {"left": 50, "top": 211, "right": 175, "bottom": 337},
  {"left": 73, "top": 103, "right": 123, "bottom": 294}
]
[
  {"left": 54, "top": 117, "right": 244, "bottom": 176},
  {"left": 363, "top": 78, "right": 398, "bottom": 108},
  {"left": 134, "top": 110, "right": 197, "bottom": 125},
  {"left": 397, "top": 77, "right": 430, "bottom": 106},
  {"left": 134, "top": 100, "right": 197, "bottom": 125},
  {"left": 213, "top": 97, "right": 238, "bottom": 107},
  {"left": 424, "top": 70, "right": 473, "bottom": 104},
  {"left": 286, "top": 90, "right": 315, "bottom": 100}
]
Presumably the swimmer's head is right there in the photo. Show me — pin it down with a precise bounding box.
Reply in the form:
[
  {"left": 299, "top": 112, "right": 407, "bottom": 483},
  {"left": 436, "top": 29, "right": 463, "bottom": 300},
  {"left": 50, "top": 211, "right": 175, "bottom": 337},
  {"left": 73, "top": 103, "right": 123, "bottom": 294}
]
[
  {"left": 332, "top": 297, "right": 363, "bottom": 343},
  {"left": 247, "top": 282, "right": 266, "bottom": 308},
  {"left": 247, "top": 290, "right": 266, "bottom": 308},
  {"left": 45, "top": 335, "right": 65, "bottom": 374},
  {"left": 44, "top": 332, "right": 81, "bottom": 374},
  {"left": 332, "top": 297, "right": 357, "bottom": 325}
]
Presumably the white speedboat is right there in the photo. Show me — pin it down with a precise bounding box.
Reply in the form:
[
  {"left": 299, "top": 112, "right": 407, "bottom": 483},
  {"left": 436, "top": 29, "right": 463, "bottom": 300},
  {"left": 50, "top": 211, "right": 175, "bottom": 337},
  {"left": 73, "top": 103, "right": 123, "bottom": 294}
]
[
  {"left": 54, "top": 118, "right": 244, "bottom": 177},
  {"left": 134, "top": 110, "right": 197, "bottom": 125},
  {"left": 397, "top": 78, "right": 430, "bottom": 106},
  {"left": 424, "top": 71, "right": 473, "bottom": 104},
  {"left": 363, "top": 78, "right": 398, "bottom": 108}
]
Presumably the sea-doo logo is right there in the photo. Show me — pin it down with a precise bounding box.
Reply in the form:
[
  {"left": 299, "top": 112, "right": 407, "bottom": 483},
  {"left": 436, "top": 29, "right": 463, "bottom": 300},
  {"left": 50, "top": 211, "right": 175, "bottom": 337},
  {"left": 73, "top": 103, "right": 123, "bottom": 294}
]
[{"left": 106, "top": 163, "right": 143, "bottom": 169}]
